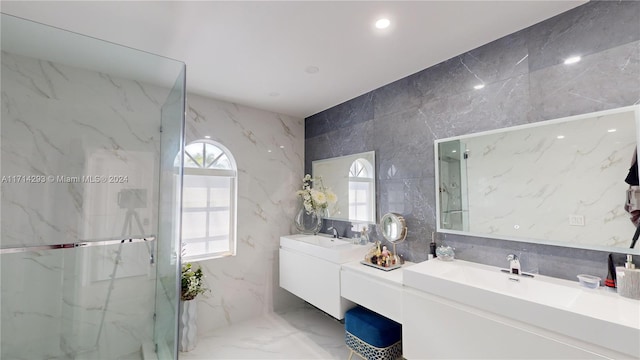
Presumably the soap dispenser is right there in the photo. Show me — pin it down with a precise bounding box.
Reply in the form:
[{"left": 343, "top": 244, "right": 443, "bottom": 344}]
[
  {"left": 618, "top": 254, "right": 640, "bottom": 300},
  {"left": 429, "top": 232, "right": 437, "bottom": 260},
  {"left": 507, "top": 254, "right": 521, "bottom": 275}
]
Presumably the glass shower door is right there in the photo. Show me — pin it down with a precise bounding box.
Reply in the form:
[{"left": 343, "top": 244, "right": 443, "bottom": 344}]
[
  {"left": 1, "top": 13, "right": 186, "bottom": 360},
  {"left": 154, "top": 67, "right": 186, "bottom": 358}
]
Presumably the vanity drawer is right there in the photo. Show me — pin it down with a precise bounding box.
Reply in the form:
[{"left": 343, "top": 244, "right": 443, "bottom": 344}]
[{"left": 340, "top": 267, "right": 403, "bottom": 323}]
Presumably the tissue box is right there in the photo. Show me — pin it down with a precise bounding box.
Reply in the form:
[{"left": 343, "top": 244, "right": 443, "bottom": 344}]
[{"left": 616, "top": 266, "right": 640, "bottom": 300}]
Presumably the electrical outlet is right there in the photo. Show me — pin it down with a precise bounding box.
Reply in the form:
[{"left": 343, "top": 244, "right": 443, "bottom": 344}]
[{"left": 569, "top": 214, "right": 585, "bottom": 226}]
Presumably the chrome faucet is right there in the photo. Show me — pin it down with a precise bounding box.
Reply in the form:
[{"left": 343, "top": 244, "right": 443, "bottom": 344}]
[
  {"left": 500, "top": 253, "right": 535, "bottom": 278},
  {"left": 327, "top": 226, "right": 340, "bottom": 239},
  {"left": 506, "top": 254, "right": 520, "bottom": 275}
]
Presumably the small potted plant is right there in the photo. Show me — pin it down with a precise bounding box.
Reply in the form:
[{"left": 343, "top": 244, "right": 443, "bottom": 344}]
[
  {"left": 181, "top": 262, "right": 208, "bottom": 301},
  {"left": 180, "top": 262, "right": 209, "bottom": 352}
]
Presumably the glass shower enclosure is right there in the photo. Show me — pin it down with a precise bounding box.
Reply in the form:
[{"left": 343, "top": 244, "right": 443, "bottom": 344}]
[
  {"left": 438, "top": 140, "right": 469, "bottom": 231},
  {"left": 1, "top": 14, "right": 185, "bottom": 359}
]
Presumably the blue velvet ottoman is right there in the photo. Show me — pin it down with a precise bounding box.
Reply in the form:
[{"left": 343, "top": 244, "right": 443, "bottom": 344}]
[{"left": 344, "top": 306, "right": 402, "bottom": 360}]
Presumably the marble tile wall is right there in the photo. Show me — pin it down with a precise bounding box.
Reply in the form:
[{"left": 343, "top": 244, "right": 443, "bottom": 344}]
[
  {"left": 184, "top": 94, "right": 304, "bottom": 336},
  {"left": 1, "top": 51, "right": 163, "bottom": 248},
  {"left": 305, "top": 1, "right": 640, "bottom": 280},
  {"left": 1, "top": 51, "right": 177, "bottom": 359}
]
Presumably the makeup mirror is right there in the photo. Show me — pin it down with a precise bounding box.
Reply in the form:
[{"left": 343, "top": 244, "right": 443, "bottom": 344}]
[{"left": 380, "top": 212, "right": 407, "bottom": 243}]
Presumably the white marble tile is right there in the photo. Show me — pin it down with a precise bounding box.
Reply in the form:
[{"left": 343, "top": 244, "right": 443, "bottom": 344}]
[
  {"left": 1, "top": 51, "right": 166, "bottom": 248},
  {"left": 180, "top": 305, "right": 348, "bottom": 360},
  {"left": 184, "top": 94, "right": 305, "bottom": 335},
  {"left": 0, "top": 251, "right": 67, "bottom": 359}
]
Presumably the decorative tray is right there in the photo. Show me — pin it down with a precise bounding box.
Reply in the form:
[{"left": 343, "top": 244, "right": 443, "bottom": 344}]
[{"left": 360, "top": 261, "right": 402, "bottom": 272}]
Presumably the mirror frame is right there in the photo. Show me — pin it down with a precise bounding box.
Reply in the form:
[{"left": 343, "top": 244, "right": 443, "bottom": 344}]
[
  {"left": 312, "top": 151, "right": 376, "bottom": 223},
  {"left": 379, "top": 212, "right": 407, "bottom": 243},
  {"left": 434, "top": 105, "right": 640, "bottom": 255}
]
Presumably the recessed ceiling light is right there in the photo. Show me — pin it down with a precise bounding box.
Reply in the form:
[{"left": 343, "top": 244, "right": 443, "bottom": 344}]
[
  {"left": 473, "top": 84, "right": 485, "bottom": 90},
  {"left": 375, "top": 18, "right": 390, "bottom": 29},
  {"left": 267, "top": 150, "right": 272, "bottom": 153},
  {"left": 279, "top": 145, "right": 285, "bottom": 149},
  {"left": 564, "top": 56, "right": 581, "bottom": 65},
  {"left": 608, "top": 128, "right": 617, "bottom": 133},
  {"left": 557, "top": 135, "right": 565, "bottom": 139},
  {"left": 305, "top": 66, "right": 319, "bottom": 74},
  {"left": 452, "top": 150, "right": 457, "bottom": 153},
  {"left": 204, "top": 135, "right": 211, "bottom": 139}
]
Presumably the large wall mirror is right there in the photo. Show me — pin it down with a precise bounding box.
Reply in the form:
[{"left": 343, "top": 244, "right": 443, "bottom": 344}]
[
  {"left": 312, "top": 151, "right": 376, "bottom": 223},
  {"left": 435, "top": 105, "right": 640, "bottom": 255}
]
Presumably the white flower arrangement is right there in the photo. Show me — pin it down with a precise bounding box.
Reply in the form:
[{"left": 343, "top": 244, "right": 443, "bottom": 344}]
[{"left": 296, "top": 174, "right": 337, "bottom": 214}]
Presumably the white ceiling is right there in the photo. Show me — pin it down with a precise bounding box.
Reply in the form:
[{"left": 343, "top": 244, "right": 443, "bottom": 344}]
[{"left": 1, "top": 1, "right": 586, "bottom": 118}]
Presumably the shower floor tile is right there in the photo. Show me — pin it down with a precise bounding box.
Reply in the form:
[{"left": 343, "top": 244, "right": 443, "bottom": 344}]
[{"left": 179, "top": 305, "right": 347, "bottom": 359}]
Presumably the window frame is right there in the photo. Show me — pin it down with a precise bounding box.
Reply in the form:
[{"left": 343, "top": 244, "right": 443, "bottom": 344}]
[{"left": 180, "top": 140, "right": 238, "bottom": 262}]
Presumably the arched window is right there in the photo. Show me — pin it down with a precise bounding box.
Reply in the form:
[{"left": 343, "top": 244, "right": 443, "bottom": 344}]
[
  {"left": 179, "top": 140, "right": 237, "bottom": 261},
  {"left": 348, "top": 158, "right": 374, "bottom": 222}
]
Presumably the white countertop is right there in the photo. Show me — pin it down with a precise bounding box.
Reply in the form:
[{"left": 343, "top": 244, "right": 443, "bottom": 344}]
[
  {"left": 280, "top": 234, "right": 369, "bottom": 264},
  {"left": 404, "top": 259, "right": 640, "bottom": 330}
]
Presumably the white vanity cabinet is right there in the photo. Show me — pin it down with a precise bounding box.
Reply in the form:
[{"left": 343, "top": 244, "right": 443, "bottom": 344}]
[
  {"left": 402, "top": 260, "right": 639, "bottom": 360},
  {"left": 403, "top": 288, "right": 610, "bottom": 359},
  {"left": 279, "top": 235, "right": 366, "bottom": 319}
]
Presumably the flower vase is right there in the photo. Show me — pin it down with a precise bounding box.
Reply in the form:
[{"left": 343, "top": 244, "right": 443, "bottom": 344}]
[
  {"left": 294, "top": 201, "right": 323, "bottom": 235},
  {"left": 179, "top": 300, "right": 198, "bottom": 352}
]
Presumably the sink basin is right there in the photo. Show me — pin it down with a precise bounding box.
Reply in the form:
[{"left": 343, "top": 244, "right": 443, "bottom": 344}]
[
  {"left": 280, "top": 234, "right": 366, "bottom": 264},
  {"left": 403, "top": 259, "right": 640, "bottom": 358},
  {"left": 294, "top": 235, "right": 351, "bottom": 248},
  {"left": 417, "top": 259, "right": 581, "bottom": 308}
]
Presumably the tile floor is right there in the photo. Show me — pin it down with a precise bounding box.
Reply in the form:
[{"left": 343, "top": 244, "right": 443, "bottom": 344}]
[{"left": 179, "top": 305, "right": 348, "bottom": 359}]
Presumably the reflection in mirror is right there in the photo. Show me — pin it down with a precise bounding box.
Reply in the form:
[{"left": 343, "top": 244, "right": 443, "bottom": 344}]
[
  {"left": 312, "top": 151, "right": 376, "bottom": 223},
  {"left": 435, "top": 105, "right": 640, "bottom": 255},
  {"left": 438, "top": 139, "right": 469, "bottom": 232}
]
